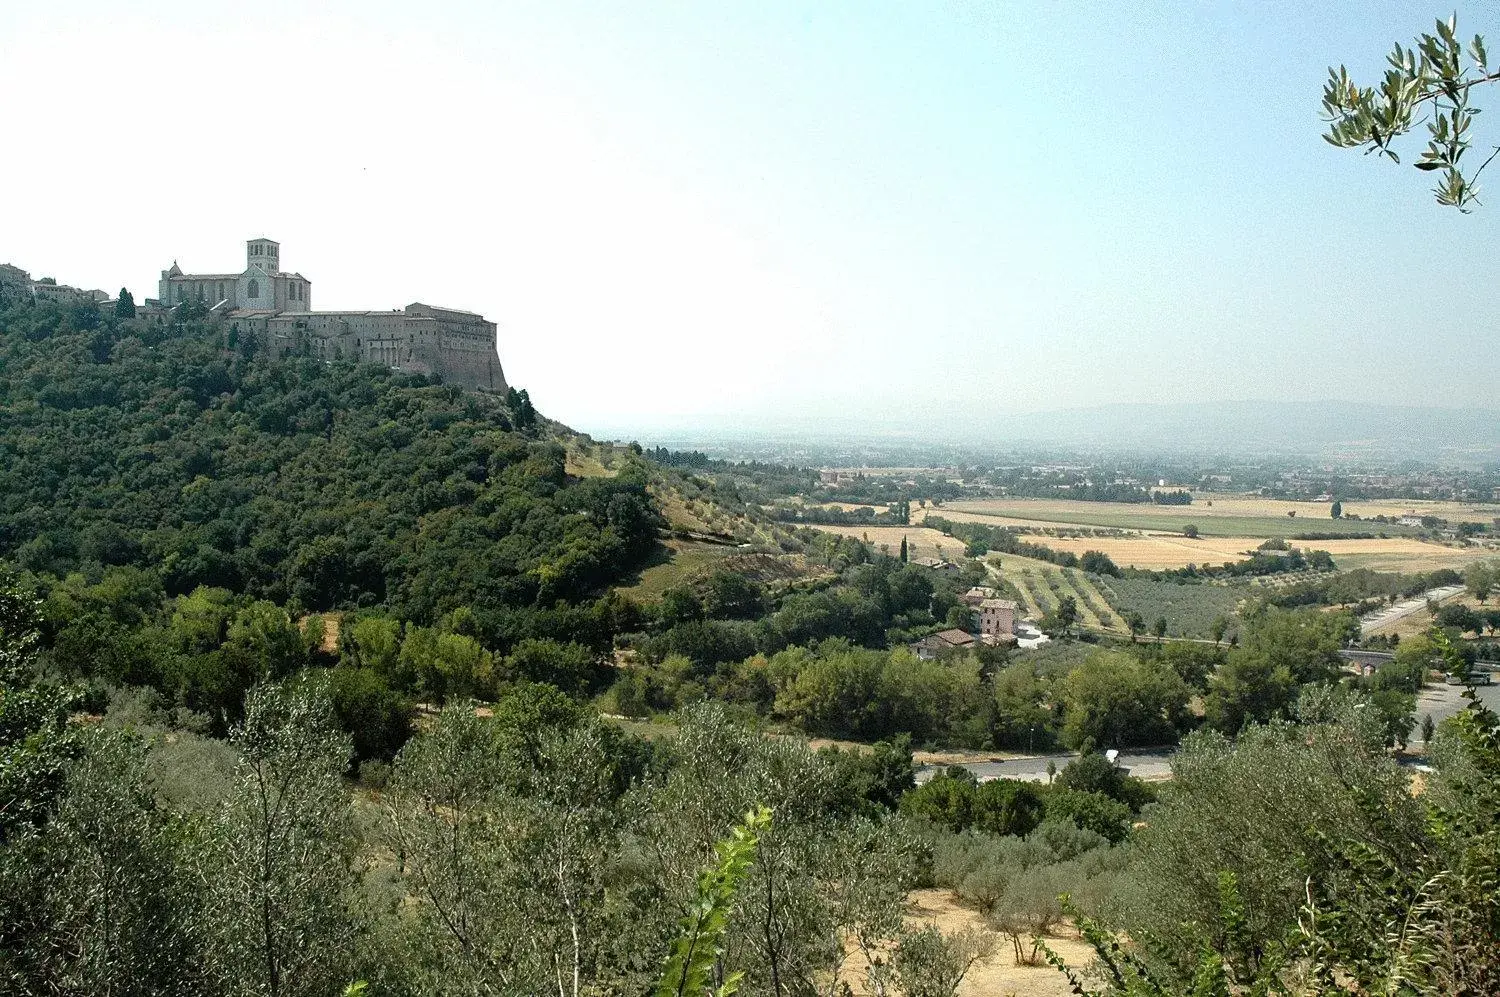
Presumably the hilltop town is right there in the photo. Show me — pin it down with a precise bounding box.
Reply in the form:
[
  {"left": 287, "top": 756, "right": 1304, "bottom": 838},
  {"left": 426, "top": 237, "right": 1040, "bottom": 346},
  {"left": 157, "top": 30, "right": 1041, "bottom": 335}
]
[{"left": 0, "top": 237, "right": 507, "bottom": 392}]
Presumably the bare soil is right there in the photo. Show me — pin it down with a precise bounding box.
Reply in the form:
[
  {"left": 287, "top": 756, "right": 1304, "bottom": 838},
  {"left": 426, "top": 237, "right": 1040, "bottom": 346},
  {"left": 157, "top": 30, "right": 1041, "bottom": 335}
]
[{"left": 840, "top": 889, "right": 1095, "bottom": 997}]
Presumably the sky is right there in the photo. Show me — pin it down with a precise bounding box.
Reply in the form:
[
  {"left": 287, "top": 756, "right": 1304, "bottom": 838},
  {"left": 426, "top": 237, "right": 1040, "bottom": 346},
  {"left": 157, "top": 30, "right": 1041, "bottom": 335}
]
[{"left": 3, "top": 1, "right": 1497, "bottom": 438}]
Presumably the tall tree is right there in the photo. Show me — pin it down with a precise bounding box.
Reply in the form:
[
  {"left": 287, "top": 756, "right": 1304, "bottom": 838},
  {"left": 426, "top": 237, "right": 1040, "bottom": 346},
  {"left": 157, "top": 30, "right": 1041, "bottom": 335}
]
[
  {"left": 1466, "top": 561, "right": 1494, "bottom": 603},
  {"left": 114, "top": 288, "right": 136, "bottom": 318},
  {"left": 202, "top": 681, "right": 362, "bottom": 997}
]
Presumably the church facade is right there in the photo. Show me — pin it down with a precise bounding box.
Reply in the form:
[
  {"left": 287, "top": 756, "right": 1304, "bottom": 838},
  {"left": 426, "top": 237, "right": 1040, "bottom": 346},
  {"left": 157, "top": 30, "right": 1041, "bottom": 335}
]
[
  {"left": 156, "top": 239, "right": 506, "bottom": 393},
  {"left": 159, "top": 238, "right": 310, "bottom": 312}
]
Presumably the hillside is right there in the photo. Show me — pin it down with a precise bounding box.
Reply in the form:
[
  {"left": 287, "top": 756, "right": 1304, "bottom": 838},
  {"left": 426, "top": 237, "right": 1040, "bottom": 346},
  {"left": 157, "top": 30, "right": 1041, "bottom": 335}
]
[{"left": 0, "top": 299, "right": 662, "bottom": 625}]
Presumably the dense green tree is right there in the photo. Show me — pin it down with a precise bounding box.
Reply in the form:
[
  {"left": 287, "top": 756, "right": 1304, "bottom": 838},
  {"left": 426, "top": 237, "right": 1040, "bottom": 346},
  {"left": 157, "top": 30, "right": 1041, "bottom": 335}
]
[
  {"left": 503, "top": 637, "right": 600, "bottom": 696},
  {"left": 700, "top": 570, "right": 766, "bottom": 620},
  {"left": 899, "top": 773, "right": 1046, "bottom": 837},
  {"left": 1157, "top": 641, "right": 1224, "bottom": 691},
  {"left": 818, "top": 734, "right": 916, "bottom": 813},
  {"left": 1112, "top": 712, "right": 1426, "bottom": 974},
  {"left": 0, "top": 577, "right": 79, "bottom": 842},
  {"left": 1043, "top": 788, "right": 1132, "bottom": 843},
  {"left": 0, "top": 306, "right": 662, "bottom": 619},
  {"left": 1044, "top": 596, "right": 1079, "bottom": 637},
  {"left": 1466, "top": 560, "right": 1494, "bottom": 603},
  {"left": 992, "top": 661, "right": 1056, "bottom": 750},
  {"left": 114, "top": 288, "right": 136, "bottom": 318},
  {"left": 398, "top": 626, "right": 495, "bottom": 700},
  {"left": 315, "top": 666, "right": 413, "bottom": 763},
  {"left": 1203, "top": 650, "right": 1297, "bottom": 733},
  {"left": 1059, "top": 651, "right": 1190, "bottom": 751},
  {"left": 1056, "top": 752, "right": 1156, "bottom": 812}
]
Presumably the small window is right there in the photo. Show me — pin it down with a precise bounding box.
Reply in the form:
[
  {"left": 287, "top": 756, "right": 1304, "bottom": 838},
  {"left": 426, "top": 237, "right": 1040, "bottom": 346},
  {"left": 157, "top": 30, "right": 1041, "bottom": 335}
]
[{"left": 247, "top": 279, "right": 260, "bottom": 299}]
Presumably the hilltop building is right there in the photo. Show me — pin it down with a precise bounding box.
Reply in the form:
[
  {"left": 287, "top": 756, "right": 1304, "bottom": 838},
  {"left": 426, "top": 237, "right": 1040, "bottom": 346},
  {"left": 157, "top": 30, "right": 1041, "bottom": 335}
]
[
  {"left": 155, "top": 238, "right": 507, "bottom": 393},
  {"left": 0, "top": 263, "right": 107, "bottom": 307},
  {"left": 159, "top": 237, "right": 309, "bottom": 312}
]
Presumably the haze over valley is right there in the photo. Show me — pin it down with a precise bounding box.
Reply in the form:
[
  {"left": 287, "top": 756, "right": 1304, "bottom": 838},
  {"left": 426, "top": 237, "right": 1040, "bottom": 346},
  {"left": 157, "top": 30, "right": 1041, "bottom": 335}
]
[{"left": 3, "top": 5, "right": 1500, "bottom": 997}]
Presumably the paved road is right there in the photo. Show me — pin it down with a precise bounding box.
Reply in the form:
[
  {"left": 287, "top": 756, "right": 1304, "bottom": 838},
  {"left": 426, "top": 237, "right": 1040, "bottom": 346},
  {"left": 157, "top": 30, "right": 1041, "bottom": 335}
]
[
  {"left": 916, "top": 749, "right": 1175, "bottom": 785},
  {"left": 917, "top": 682, "right": 1500, "bottom": 784},
  {"left": 1414, "top": 680, "right": 1500, "bottom": 735},
  {"left": 1360, "top": 584, "right": 1465, "bottom": 631}
]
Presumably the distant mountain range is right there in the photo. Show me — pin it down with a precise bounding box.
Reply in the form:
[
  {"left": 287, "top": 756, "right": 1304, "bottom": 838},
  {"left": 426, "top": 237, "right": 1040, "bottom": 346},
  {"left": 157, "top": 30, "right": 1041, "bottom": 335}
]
[
  {"left": 602, "top": 400, "right": 1500, "bottom": 463},
  {"left": 973, "top": 401, "right": 1500, "bottom": 459}
]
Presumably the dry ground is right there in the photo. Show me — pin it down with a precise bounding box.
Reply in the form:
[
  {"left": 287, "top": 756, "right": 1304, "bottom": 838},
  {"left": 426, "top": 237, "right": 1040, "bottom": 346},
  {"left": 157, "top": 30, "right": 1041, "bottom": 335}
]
[
  {"left": 1017, "top": 534, "right": 1489, "bottom": 572},
  {"left": 1038, "top": 535, "right": 1258, "bottom": 567},
  {"left": 1364, "top": 591, "right": 1495, "bottom": 638},
  {"left": 1324, "top": 545, "right": 1497, "bottom": 573},
  {"left": 841, "top": 889, "right": 1094, "bottom": 997},
  {"left": 564, "top": 448, "right": 617, "bottom": 478},
  {"left": 805, "top": 524, "right": 966, "bottom": 561}
]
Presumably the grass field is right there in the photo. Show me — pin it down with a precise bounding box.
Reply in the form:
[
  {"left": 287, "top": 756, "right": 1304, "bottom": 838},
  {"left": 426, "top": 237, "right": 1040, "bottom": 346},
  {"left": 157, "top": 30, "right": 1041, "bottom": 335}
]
[
  {"left": 1321, "top": 544, "right": 1498, "bottom": 573},
  {"left": 1095, "top": 576, "right": 1249, "bottom": 639},
  {"left": 615, "top": 539, "right": 739, "bottom": 599},
  {"left": 913, "top": 507, "right": 1143, "bottom": 532},
  {"left": 564, "top": 447, "right": 616, "bottom": 478}
]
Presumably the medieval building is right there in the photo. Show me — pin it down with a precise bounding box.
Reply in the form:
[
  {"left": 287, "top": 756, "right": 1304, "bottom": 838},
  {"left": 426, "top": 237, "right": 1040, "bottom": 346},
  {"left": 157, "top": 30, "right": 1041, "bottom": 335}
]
[{"left": 155, "top": 238, "right": 507, "bottom": 393}]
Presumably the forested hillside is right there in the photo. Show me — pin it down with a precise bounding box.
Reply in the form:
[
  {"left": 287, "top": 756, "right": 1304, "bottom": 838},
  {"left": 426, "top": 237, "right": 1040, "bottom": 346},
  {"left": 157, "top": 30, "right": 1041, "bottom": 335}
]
[{"left": 0, "top": 300, "right": 661, "bottom": 619}]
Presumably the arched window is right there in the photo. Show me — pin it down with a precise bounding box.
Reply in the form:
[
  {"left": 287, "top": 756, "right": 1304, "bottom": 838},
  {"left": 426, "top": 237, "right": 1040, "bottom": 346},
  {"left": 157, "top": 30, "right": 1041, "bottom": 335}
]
[{"left": 247, "top": 279, "right": 260, "bottom": 299}]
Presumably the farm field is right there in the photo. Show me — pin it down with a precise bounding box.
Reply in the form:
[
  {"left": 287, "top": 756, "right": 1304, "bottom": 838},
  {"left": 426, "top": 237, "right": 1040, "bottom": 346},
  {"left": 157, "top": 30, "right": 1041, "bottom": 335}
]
[
  {"left": 1321, "top": 543, "right": 1498, "bottom": 573},
  {"left": 1041, "top": 534, "right": 1263, "bottom": 567},
  {"left": 1095, "top": 576, "right": 1250, "bottom": 640},
  {"left": 941, "top": 497, "right": 1427, "bottom": 537},
  {"left": 913, "top": 506, "right": 1137, "bottom": 532},
  {"left": 804, "top": 524, "right": 965, "bottom": 561},
  {"left": 986, "top": 553, "right": 1124, "bottom": 631},
  {"left": 1030, "top": 534, "right": 1491, "bottom": 572}
]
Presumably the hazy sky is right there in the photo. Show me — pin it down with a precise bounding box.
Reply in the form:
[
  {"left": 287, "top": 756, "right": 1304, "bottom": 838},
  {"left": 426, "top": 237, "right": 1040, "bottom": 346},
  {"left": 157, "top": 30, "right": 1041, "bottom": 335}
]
[{"left": 4, "top": 2, "right": 1496, "bottom": 436}]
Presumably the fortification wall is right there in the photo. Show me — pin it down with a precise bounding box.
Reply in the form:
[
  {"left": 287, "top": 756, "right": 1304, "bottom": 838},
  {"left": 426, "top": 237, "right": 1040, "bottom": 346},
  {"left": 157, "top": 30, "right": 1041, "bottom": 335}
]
[{"left": 231, "top": 303, "right": 507, "bottom": 393}]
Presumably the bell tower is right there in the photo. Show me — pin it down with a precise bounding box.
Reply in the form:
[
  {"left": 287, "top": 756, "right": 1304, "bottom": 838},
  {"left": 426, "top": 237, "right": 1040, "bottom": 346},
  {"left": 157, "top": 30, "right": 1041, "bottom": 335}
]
[{"left": 246, "top": 238, "right": 280, "bottom": 272}]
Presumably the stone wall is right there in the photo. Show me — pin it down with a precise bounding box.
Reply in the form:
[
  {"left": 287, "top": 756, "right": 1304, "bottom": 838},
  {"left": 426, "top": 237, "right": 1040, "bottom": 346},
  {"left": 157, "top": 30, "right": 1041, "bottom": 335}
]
[{"left": 230, "top": 303, "right": 507, "bottom": 393}]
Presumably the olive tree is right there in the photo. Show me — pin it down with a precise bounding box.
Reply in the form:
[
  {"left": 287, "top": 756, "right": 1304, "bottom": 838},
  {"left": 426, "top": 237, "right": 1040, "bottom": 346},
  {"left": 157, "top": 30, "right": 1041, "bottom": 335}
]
[
  {"left": 202, "top": 681, "right": 364, "bottom": 997},
  {"left": 1322, "top": 15, "right": 1500, "bottom": 210}
]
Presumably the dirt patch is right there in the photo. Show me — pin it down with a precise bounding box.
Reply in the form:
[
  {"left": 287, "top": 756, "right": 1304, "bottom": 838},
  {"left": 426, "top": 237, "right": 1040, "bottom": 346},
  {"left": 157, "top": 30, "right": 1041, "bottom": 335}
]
[
  {"left": 841, "top": 889, "right": 1094, "bottom": 997},
  {"left": 299, "top": 612, "right": 341, "bottom": 654}
]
